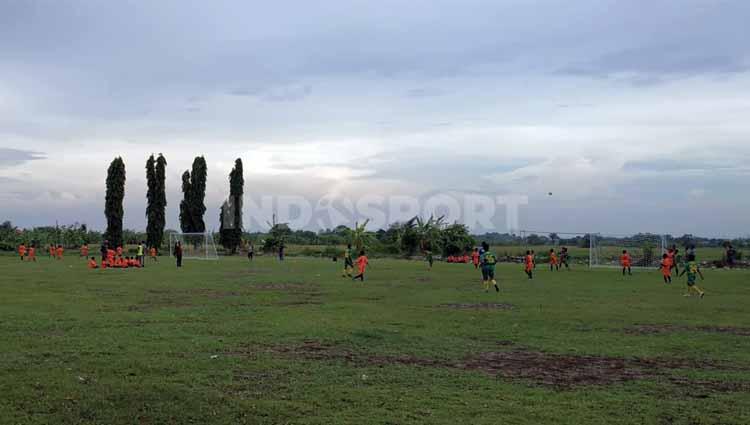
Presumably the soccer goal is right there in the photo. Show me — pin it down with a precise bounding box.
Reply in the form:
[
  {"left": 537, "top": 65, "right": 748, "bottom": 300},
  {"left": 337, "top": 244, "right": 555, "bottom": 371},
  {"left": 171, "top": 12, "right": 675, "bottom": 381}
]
[
  {"left": 168, "top": 232, "right": 219, "bottom": 260},
  {"left": 590, "top": 233, "right": 666, "bottom": 268}
]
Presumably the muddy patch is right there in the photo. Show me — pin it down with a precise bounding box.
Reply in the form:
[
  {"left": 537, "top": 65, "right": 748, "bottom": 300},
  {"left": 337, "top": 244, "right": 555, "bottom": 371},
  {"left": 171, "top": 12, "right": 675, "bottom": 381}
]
[
  {"left": 252, "top": 282, "right": 318, "bottom": 292},
  {"left": 624, "top": 324, "right": 750, "bottom": 337},
  {"left": 239, "top": 340, "right": 749, "bottom": 392},
  {"left": 440, "top": 303, "right": 515, "bottom": 310},
  {"left": 126, "top": 301, "right": 194, "bottom": 312}
]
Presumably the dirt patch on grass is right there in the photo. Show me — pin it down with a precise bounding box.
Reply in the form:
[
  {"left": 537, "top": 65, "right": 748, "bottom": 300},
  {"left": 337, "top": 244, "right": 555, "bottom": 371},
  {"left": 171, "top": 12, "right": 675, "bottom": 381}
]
[
  {"left": 624, "top": 324, "right": 750, "bottom": 337},
  {"left": 252, "top": 282, "right": 318, "bottom": 291},
  {"left": 440, "top": 303, "right": 515, "bottom": 310},
  {"left": 126, "top": 301, "right": 194, "bottom": 312},
  {"left": 275, "top": 298, "right": 324, "bottom": 306},
  {"left": 185, "top": 288, "right": 242, "bottom": 299},
  {"left": 253, "top": 340, "right": 748, "bottom": 392}
]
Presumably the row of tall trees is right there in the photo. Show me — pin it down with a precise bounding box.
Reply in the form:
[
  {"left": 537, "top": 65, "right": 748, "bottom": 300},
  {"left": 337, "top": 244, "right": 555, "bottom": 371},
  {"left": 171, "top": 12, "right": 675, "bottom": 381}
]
[{"left": 103, "top": 154, "right": 245, "bottom": 250}]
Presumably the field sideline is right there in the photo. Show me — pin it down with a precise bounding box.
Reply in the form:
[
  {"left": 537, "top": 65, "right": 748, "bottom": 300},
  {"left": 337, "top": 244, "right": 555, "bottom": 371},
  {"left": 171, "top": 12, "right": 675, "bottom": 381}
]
[{"left": 1, "top": 255, "right": 749, "bottom": 424}]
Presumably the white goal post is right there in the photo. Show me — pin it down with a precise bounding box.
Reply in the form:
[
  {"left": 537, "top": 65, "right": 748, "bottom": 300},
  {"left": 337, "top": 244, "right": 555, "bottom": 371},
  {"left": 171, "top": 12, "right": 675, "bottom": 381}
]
[
  {"left": 589, "top": 233, "right": 666, "bottom": 268},
  {"left": 168, "top": 232, "right": 219, "bottom": 261}
]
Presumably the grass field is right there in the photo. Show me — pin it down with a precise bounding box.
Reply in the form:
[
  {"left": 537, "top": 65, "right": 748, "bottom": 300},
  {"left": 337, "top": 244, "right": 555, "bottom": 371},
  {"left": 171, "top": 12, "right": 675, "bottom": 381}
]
[{"left": 2, "top": 255, "right": 749, "bottom": 424}]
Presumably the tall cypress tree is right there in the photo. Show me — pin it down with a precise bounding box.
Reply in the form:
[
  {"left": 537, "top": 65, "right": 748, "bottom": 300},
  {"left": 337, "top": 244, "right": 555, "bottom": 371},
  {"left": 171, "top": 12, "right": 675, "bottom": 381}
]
[
  {"left": 220, "top": 158, "right": 244, "bottom": 253},
  {"left": 146, "top": 154, "right": 168, "bottom": 248},
  {"left": 179, "top": 170, "right": 193, "bottom": 233},
  {"left": 154, "top": 154, "right": 168, "bottom": 247},
  {"left": 104, "top": 157, "right": 126, "bottom": 247},
  {"left": 179, "top": 156, "right": 207, "bottom": 234},
  {"left": 190, "top": 156, "right": 207, "bottom": 233},
  {"left": 145, "top": 155, "right": 157, "bottom": 245}
]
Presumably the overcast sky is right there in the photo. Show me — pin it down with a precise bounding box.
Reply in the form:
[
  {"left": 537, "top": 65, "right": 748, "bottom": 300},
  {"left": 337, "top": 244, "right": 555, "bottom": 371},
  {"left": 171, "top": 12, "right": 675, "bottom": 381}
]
[{"left": 1, "top": 0, "right": 749, "bottom": 236}]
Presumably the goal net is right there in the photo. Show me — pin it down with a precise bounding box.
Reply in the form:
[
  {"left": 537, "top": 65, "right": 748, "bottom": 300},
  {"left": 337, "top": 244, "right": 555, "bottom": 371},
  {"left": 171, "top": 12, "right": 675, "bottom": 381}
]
[
  {"left": 168, "top": 232, "right": 219, "bottom": 260},
  {"left": 590, "top": 233, "right": 665, "bottom": 268}
]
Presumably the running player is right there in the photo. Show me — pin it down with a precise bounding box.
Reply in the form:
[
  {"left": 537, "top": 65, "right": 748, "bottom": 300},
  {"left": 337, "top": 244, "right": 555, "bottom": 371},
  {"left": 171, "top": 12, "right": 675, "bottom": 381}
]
[
  {"left": 480, "top": 242, "right": 499, "bottom": 292},
  {"left": 352, "top": 250, "right": 369, "bottom": 282},
  {"left": 679, "top": 254, "right": 705, "bottom": 298},
  {"left": 524, "top": 250, "right": 534, "bottom": 279},
  {"left": 342, "top": 244, "right": 354, "bottom": 277}
]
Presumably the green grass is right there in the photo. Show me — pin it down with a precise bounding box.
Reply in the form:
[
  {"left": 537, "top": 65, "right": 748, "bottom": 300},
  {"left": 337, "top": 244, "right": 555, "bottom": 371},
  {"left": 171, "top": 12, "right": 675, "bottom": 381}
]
[{"left": 1, "top": 255, "right": 749, "bottom": 424}]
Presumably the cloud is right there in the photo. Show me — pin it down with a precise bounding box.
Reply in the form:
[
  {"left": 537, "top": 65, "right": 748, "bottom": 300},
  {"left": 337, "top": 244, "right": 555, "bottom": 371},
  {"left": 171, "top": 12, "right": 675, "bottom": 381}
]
[
  {"left": 0, "top": 148, "right": 46, "bottom": 168},
  {"left": 405, "top": 87, "right": 445, "bottom": 98},
  {"left": 2, "top": 0, "right": 750, "bottom": 235}
]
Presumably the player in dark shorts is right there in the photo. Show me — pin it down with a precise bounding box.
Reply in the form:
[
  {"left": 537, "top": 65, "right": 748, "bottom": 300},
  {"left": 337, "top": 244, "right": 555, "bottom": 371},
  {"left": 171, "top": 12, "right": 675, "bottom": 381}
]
[{"left": 559, "top": 246, "right": 570, "bottom": 270}]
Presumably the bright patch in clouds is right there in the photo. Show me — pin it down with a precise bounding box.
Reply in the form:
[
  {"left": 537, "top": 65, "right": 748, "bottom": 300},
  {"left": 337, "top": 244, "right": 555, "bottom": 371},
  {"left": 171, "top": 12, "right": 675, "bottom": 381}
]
[{"left": 1, "top": 0, "right": 750, "bottom": 235}]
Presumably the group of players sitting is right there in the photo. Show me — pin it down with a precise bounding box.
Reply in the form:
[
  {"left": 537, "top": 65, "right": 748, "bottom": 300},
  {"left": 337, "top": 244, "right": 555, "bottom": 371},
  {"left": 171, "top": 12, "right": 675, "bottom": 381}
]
[
  {"left": 88, "top": 255, "right": 143, "bottom": 269},
  {"left": 88, "top": 246, "right": 147, "bottom": 270},
  {"left": 446, "top": 254, "right": 471, "bottom": 263}
]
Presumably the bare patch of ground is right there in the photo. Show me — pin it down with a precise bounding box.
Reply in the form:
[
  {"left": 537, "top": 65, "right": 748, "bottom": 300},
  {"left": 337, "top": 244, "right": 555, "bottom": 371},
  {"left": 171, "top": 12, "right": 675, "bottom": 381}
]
[
  {"left": 126, "top": 301, "right": 194, "bottom": 312},
  {"left": 252, "top": 282, "right": 318, "bottom": 291},
  {"left": 238, "top": 340, "right": 749, "bottom": 392},
  {"left": 440, "top": 303, "right": 515, "bottom": 310},
  {"left": 624, "top": 324, "right": 750, "bottom": 337}
]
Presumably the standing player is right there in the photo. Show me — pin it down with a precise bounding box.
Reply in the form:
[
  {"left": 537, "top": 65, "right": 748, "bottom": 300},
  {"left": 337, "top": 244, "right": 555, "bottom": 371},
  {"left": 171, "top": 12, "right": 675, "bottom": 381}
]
[
  {"left": 548, "top": 249, "right": 559, "bottom": 271},
  {"left": 48, "top": 244, "right": 55, "bottom": 259},
  {"left": 679, "top": 254, "right": 705, "bottom": 298},
  {"left": 425, "top": 250, "right": 434, "bottom": 270},
  {"left": 531, "top": 250, "right": 537, "bottom": 269},
  {"left": 352, "top": 250, "right": 369, "bottom": 282},
  {"left": 659, "top": 253, "right": 673, "bottom": 284},
  {"left": 471, "top": 248, "right": 480, "bottom": 269},
  {"left": 56, "top": 245, "right": 64, "bottom": 260},
  {"left": 669, "top": 245, "right": 681, "bottom": 275},
  {"left": 524, "top": 250, "right": 534, "bottom": 279},
  {"left": 342, "top": 244, "right": 354, "bottom": 277},
  {"left": 559, "top": 247, "right": 570, "bottom": 270},
  {"left": 80, "top": 244, "right": 89, "bottom": 259},
  {"left": 150, "top": 246, "right": 158, "bottom": 262},
  {"left": 621, "top": 250, "right": 632, "bottom": 276},
  {"left": 136, "top": 241, "right": 145, "bottom": 267},
  {"left": 18, "top": 243, "right": 26, "bottom": 261},
  {"left": 100, "top": 240, "right": 109, "bottom": 263},
  {"left": 480, "top": 242, "right": 499, "bottom": 292},
  {"left": 28, "top": 245, "right": 36, "bottom": 262}
]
